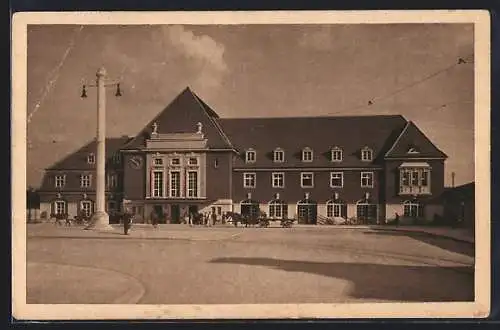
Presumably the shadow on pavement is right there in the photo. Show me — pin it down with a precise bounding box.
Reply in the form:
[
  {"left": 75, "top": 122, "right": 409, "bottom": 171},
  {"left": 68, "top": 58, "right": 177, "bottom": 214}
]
[
  {"left": 210, "top": 257, "right": 474, "bottom": 302},
  {"left": 361, "top": 229, "right": 475, "bottom": 257}
]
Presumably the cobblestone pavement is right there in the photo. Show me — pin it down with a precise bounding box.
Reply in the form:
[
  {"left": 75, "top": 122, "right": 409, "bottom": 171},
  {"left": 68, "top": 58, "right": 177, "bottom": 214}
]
[{"left": 26, "top": 224, "right": 474, "bottom": 304}]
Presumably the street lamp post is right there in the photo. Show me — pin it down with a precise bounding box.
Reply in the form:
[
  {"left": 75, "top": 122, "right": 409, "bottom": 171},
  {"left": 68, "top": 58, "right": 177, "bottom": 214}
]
[{"left": 81, "top": 67, "right": 122, "bottom": 230}]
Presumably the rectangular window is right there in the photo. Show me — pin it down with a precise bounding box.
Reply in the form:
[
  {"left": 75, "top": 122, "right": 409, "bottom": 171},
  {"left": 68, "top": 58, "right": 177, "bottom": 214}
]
[
  {"left": 399, "top": 167, "right": 431, "bottom": 195},
  {"left": 55, "top": 201, "right": 66, "bottom": 215},
  {"left": 154, "top": 158, "right": 163, "bottom": 166},
  {"left": 87, "top": 153, "right": 95, "bottom": 164},
  {"left": 106, "top": 174, "right": 118, "bottom": 188},
  {"left": 55, "top": 175, "right": 65, "bottom": 188},
  {"left": 188, "top": 157, "right": 198, "bottom": 166},
  {"left": 214, "top": 158, "right": 219, "bottom": 168},
  {"left": 361, "top": 172, "right": 374, "bottom": 188},
  {"left": 272, "top": 172, "right": 285, "bottom": 188},
  {"left": 274, "top": 150, "right": 285, "bottom": 162},
  {"left": 330, "top": 172, "right": 343, "bottom": 188},
  {"left": 113, "top": 153, "right": 121, "bottom": 164},
  {"left": 81, "top": 201, "right": 93, "bottom": 217},
  {"left": 301, "top": 172, "right": 314, "bottom": 188},
  {"left": 361, "top": 149, "right": 373, "bottom": 161},
  {"left": 327, "top": 204, "right": 343, "bottom": 217},
  {"left": 170, "top": 171, "right": 180, "bottom": 197},
  {"left": 302, "top": 149, "right": 313, "bottom": 162},
  {"left": 421, "top": 170, "right": 429, "bottom": 186},
  {"left": 331, "top": 149, "right": 343, "bottom": 162},
  {"left": 243, "top": 173, "right": 256, "bottom": 188},
  {"left": 171, "top": 158, "right": 181, "bottom": 166},
  {"left": 187, "top": 171, "right": 198, "bottom": 198},
  {"left": 246, "top": 151, "right": 256, "bottom": 163},
  {"left": 153, "top": 171, "right": 164, "bottom": 197},
  {"left": 80, "top": 174, "right": 91, "bottom": 188}
]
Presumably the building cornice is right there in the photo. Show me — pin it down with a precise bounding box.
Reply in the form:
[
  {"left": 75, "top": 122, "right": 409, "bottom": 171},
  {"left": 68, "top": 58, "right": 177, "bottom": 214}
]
[
  {"left": 232, "top": 167, "right": 383, "bottom": 172},
  {"left": 120, "top": 148, "right": 236, "bottom": 153}
]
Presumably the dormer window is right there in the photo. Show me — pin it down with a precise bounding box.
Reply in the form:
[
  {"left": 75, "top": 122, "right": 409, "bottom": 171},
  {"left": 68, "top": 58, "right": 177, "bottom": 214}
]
[
  {"left": 331, "top": 147, "right": 343, "bottom": 162},
  {"left": 273, "top": 148, "right": 285, "bottom": 163},
  {"left": 302, "top": 147, "right": 313, "bottom": 162},
  {"left": 87, "top": 153, "right": 95, "bottom": 164},
  {"left": 245, "top": 149, "right": 256, "bottom": 163},
  {"left": 361, "top": 147, "right": 373, "bottom": 162}
]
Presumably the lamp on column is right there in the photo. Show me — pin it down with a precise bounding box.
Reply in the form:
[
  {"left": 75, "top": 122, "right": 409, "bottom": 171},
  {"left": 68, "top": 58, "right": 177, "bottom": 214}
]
[{"left": 80, "top": 67, "right": 123, "bottom": 231}]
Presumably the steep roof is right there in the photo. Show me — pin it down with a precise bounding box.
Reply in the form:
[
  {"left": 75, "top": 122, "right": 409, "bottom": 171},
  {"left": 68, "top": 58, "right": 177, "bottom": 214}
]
[
  {"left": 122, "top": 87, "right": 234, "bottom": 150},
  {"left": 47, "top": 136, "right": 131, "bottom": 170},
  {"left": 384, "top": 121, "right": 448, "bottom": 159},
  {"left": 218, "top": 115, "right": 408, "bottom": 168}
]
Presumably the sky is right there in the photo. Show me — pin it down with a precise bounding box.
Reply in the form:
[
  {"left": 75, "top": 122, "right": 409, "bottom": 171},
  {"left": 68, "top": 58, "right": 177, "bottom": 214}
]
[{"left": 26, "top": 23, "right": 474, "bottom": 188}]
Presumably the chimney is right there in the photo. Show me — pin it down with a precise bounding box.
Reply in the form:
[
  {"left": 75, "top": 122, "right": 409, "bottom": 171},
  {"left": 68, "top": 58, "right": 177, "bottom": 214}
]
[{"left": 451, "top": 172, "right": 456, "bottom": 188}]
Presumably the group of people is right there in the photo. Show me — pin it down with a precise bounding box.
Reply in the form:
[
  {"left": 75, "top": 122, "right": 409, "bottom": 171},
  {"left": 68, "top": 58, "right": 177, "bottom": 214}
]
[{"left": 120, "top": 207, "right": 238, "bottom": 235}]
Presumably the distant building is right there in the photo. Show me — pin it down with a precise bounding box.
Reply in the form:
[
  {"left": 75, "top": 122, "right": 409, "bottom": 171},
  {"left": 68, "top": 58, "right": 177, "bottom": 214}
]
[
  {"left": 38, "top": 87, "right": 448, "bottom": 224},
  {"left": 442, "top": 182, "right": 475, "bottom": 230}
]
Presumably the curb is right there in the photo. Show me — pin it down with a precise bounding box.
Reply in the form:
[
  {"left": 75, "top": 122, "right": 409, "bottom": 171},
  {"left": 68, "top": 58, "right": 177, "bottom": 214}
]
[
  {"left": 367, "top": 227, "right": 475, "bottom": 245},
  {"left": 28, "top": 261, "right": 146, "bottom": 304}
]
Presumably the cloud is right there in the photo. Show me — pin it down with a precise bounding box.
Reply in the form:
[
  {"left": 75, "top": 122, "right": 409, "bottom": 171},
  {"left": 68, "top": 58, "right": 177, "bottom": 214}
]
[{"left": 160, "top": 25, "right": 228, "bottom": 93}]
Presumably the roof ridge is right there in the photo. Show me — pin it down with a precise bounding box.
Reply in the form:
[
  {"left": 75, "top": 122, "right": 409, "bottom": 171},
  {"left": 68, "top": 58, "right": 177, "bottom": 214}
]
[
  {"left": 188, "top": 88, "right": 236, "bottom": 150},
  {"left": 219, "top": 114, "right": 405, "bottom": 120},
  {"left": 121, "top": 88, "right": 191, "bottom": 149},
  {"left": 384, "top": 120, "right": 411, "bottom": 157}
]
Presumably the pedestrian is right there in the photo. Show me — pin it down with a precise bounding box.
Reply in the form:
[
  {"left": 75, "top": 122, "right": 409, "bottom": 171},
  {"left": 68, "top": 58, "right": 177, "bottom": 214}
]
[
  {"left": 124, "top": 209, "right": 133, "bottom": 235},
  {"left": 395, "top": 212, "right": 400, "bottom": 226},
  {"left": 151, "top": 210, "right": 159, "bottom": 229}
]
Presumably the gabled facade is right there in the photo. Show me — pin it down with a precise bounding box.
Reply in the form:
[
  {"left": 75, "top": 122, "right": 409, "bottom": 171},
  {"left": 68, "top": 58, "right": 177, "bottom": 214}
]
[{"left": 38, "top": 87, "right": 448, "bottom": 224}]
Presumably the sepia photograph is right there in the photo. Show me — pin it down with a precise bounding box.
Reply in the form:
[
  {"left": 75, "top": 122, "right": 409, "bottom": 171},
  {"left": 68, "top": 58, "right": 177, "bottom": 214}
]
[{"left": 12, "top": 10, "right": 490, "bottom": 320}]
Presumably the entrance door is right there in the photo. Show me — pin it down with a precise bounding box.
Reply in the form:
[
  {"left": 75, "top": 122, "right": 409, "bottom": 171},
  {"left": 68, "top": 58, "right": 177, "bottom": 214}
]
[
  {"left": 153, "top": 205, "right": 164, "bottom": 224},
  {"left": 297, "top": 202, "right": 318, "bottom": 224},
  {"left": 171, "top": 204, "right": 180, "bottom": 224}
]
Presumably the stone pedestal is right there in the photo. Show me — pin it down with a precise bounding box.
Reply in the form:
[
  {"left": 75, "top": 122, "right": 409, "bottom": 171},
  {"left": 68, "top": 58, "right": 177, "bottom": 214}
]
[{"left": 85, "top": 211, "right": 113, "bottom": 231}]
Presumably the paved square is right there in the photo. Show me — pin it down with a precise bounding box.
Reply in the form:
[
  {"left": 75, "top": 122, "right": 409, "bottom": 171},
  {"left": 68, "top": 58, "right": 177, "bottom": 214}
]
[{"left": 26, "top": 224, "right": 474, "bottom": 304}]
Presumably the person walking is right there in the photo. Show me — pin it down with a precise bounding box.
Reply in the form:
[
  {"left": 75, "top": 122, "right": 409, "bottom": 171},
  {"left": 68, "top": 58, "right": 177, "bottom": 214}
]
[
  {"left": 150, "top": 209, "right": 159, "bottom": 229},
  {"left": 123, "top": 209, "right": 133, "bottom": 235}
]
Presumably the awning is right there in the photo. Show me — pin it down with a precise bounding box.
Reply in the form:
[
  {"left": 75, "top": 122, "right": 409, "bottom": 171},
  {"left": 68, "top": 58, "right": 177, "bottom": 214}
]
[{"left": 399, "top": 162, "right": 431, "bottom": 168}]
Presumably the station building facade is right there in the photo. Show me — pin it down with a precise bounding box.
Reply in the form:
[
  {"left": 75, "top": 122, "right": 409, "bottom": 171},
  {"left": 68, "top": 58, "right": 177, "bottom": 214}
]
[{"left": 38, "top": 87, "right": 448, "bottom": 224}]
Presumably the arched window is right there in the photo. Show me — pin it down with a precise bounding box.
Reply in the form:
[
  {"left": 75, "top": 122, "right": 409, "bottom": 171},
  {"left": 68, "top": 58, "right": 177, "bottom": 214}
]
[
  {"left": 297, "top": 198, "right": 317, "bottom": 224},
  {"left": 51, "top": 199, "right": 67, "bottom": 217},
  {"left": 326, "top": 199, "right": 347, "bottom": 218},
  {"left": 403, "top": 200, "right": 423, "bottom": 218},
  {"left": 79, "top": 199, "right": 95, "bottom": 217},
  {"left": 240, "top": 198, "right": 260, "bottom": 219},
  {"left": 356, "top": 197, "right": 377, "bottom": 223},
  {"left": 269, "top": 199, "right": 288, "bottom": 219}
]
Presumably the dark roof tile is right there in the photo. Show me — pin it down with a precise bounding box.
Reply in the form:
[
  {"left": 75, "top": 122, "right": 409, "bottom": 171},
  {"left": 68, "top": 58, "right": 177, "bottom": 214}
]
[{"left": 123, "top": 87, "right": 233, "bottom": 150}]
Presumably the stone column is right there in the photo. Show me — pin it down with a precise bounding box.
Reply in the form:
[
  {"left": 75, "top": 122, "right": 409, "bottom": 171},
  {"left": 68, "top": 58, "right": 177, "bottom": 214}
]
[{"left": 86, "top": 67, "right": 112, "bottom": 230}]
